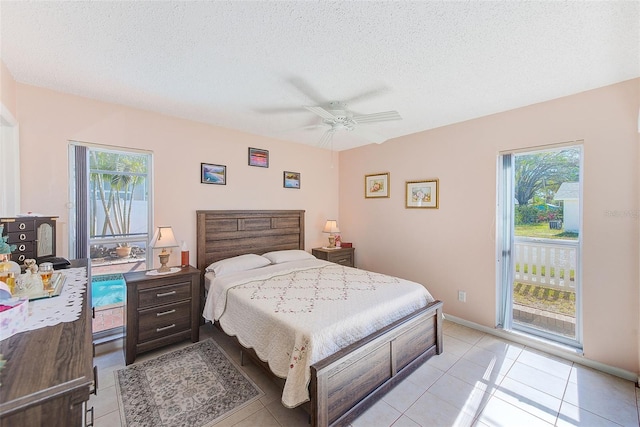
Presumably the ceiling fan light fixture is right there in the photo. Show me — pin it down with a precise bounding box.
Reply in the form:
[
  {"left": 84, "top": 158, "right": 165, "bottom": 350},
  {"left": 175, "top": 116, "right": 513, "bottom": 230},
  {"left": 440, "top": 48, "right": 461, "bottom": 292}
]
[{"left": 304, "top": 99, "right": 402, "bottom": 147}]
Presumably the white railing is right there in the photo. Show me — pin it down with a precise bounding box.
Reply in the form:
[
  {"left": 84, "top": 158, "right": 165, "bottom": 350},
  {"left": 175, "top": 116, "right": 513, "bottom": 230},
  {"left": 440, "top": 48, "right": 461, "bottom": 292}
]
[{"left": 514, "top": 237, "right": 578, "bottom": 291}]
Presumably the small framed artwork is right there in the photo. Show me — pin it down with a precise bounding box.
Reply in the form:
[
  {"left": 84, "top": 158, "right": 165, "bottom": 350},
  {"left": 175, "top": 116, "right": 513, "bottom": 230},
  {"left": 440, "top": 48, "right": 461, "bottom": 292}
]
[
  {"left": 365, "top": 172, "right": 390, "bottom": 198},
  {"left": 248, "top": 147, "right": 269, "bottom": 168},
  {"left": 406, "top": 179, "right": 439, "bottom": 208},
  {"left": 283, "top": 171, "right": 301, "bottom": 189},
  {"left": 201, "top": 163, "right": 226, "bottom": 185}
]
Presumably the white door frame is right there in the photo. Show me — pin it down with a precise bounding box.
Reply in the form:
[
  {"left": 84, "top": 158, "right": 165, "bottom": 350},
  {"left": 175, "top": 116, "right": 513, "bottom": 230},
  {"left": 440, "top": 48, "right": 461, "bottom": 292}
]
[
  {"left": 497, "top": 143, "right": 583, "bottom": 349},
  {"left": 0, "top": 102, "right": 20, "bottom": 217}
]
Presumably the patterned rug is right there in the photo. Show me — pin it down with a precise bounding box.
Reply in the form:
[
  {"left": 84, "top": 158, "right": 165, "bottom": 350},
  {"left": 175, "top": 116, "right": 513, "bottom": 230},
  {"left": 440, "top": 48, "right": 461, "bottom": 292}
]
[{"left": 115, "top": 339, "right": 263, "bottom": 427}]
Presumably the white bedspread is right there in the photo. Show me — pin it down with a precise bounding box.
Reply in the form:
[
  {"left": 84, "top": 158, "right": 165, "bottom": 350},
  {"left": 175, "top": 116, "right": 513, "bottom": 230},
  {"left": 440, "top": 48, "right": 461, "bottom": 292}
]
[{"left": 202, "top": 259, "right": 434, "bottom": 408}]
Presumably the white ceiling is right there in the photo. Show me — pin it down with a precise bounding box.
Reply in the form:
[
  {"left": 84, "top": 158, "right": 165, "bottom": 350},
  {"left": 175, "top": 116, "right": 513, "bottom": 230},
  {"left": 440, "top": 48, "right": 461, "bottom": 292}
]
[{"left": 1, "top": 1, "right": 638, "bottom": 151}]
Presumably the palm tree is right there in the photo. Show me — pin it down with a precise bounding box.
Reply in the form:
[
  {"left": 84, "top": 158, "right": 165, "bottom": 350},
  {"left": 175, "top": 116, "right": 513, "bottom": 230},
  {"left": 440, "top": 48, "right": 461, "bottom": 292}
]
[{"left": 89, "top": 151, "right": 147, "bottom": 251}]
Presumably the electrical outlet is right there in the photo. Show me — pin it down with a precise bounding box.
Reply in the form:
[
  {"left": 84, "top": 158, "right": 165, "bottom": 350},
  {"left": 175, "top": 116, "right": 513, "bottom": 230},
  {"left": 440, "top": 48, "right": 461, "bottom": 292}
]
[{"left": 458, "top": 291, "right": 466, "bottom": 302}]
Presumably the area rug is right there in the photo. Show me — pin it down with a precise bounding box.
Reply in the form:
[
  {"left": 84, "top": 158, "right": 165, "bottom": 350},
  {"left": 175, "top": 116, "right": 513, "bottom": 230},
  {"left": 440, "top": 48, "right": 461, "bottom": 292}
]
[{"left": 115, "top": 339, "right": 264, "bottom": 427}]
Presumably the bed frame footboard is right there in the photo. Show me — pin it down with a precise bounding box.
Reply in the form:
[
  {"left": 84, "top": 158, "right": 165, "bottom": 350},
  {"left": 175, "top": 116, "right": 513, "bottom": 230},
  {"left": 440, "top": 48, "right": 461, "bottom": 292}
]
[{"left": 309, "top": 300, "right": 443, "bottom": 427}]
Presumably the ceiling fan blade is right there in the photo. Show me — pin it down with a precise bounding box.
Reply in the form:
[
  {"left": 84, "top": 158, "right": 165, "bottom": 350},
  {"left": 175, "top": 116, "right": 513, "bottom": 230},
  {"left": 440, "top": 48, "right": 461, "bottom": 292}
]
[
  {"left": 299, "top": 124, "right": 325, "bottom": 131},
  {"left": 353, "top": 110, "right": 402, "bottom": 124},
  {"left": 344, "top": 87, "right": 390, "bottom": 105},
  {"left": 304, "top": 105, "right": 337, "bottom": 120},
  {"left": 287, "top": 77, "right": 328, "bottom": 104},
  {"left": 277, "top": 123, "right": 324, "bottom": 134},
  {"left": 254, "top": 106, "right": 307, "bottom": 115},
  {"left": 317, "top": 129, "right": 335, "bottom": 147},
  {"left": 351, "top": 127, "right": 388, "bottom": 144}
]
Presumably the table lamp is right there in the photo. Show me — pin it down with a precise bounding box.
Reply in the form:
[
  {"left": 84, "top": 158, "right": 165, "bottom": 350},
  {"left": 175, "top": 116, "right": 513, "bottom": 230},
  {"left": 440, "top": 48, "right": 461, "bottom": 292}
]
[
  {"left": 149, "top": 226, "right": 178, "bottom": 273},
  {"left": 322, "top": 220, "right": 340, "bottom": 248}
]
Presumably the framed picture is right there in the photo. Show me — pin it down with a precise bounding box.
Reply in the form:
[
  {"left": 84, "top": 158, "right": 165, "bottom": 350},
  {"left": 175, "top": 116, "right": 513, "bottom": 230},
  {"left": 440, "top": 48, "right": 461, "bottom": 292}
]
[
  {"left": 201, "top": 163, "right": 226, "bottom": 185},
  {"left": 248, "top": 147, "right": 269, "bottom": 168},
  {"left": 283, "top": 171, "right": 301, "bottom": 189},
  {"left": 405, "top": 179, "right": 439, "bottom": 208},
  {"left": 365, "top": 172, "right": 390, "bottom": 198}
]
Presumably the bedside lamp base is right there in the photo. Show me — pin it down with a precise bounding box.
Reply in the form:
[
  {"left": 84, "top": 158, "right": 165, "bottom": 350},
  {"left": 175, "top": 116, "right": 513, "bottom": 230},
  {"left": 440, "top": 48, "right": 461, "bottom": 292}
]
[{"left": 157, "top": 250, "right": 171, "bottom": 273}]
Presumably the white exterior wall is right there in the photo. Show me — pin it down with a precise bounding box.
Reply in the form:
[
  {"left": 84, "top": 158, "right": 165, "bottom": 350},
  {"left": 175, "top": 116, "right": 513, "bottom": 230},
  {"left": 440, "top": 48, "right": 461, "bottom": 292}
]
[{"left": 563, "top": 200, "right": 579, "bottom": 233}]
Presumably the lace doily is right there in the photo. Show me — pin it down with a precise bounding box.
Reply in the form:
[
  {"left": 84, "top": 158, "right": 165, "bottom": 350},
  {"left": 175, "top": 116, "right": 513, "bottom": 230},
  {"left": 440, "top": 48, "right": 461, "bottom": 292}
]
[
  {"left": 145, "top": 267, "right": 181, "bottom": 276},
  {"left": 22, "top": 266, "right": 87, "bottom": 332}
]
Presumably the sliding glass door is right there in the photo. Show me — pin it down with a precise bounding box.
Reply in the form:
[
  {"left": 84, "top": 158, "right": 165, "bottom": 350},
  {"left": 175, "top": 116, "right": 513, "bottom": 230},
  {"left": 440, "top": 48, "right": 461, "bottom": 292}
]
[
  {"left": 498, "top": 145, "right": 582, "bottom": 348},
  {"left": 70, "top": 143, "right": 152, "bottom": 337}
]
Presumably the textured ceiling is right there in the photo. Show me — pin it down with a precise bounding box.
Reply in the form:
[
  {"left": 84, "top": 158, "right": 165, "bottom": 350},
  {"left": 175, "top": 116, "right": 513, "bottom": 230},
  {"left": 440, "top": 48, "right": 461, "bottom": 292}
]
[{"left": 1, "top": 1, "right": 638, "bottom": 151}]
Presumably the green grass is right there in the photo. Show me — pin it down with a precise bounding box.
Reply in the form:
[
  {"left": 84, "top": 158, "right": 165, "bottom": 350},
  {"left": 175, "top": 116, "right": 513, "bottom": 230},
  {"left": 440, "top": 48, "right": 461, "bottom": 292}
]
[
  {"left": 513, "top": 282, "right": 575, "bottom": 316},
  {"left": 515, "top": 223, "right": 578, "bottom": 240}
]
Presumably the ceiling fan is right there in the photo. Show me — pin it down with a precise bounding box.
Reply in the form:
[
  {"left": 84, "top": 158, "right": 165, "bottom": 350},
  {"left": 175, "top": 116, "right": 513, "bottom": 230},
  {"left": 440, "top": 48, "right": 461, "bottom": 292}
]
[{"left": 303, "top": 101, "right": 402, "bottom": 147}]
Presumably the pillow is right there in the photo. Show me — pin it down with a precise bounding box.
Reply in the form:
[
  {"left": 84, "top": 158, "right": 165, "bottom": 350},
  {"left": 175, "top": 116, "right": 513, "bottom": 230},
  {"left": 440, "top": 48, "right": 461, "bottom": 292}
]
[
  {"left": 261, "top": 249, "right": 315, "bottom": 264},
  {"left": 205, "top": 254, "right": 271, "bottom": 277}
]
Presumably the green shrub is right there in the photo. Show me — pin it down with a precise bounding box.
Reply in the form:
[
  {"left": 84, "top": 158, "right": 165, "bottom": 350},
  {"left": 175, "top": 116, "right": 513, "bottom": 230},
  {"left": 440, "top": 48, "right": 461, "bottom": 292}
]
[{"left": 515, "top": 205, "right": 539, "bottom": 225}]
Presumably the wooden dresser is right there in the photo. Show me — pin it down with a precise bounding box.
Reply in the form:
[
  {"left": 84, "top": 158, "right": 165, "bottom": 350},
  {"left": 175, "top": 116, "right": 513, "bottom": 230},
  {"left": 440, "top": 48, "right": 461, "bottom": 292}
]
[
  {"left": 0, "top": 259, "right": 95, "bottom": 427},
  {"left": 123, "top": 266, "right": 200, "bottom": 365}
]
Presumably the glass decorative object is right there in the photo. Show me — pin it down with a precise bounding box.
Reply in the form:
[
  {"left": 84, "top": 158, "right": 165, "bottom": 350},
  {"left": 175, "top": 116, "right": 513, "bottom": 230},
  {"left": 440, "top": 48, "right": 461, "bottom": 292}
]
[{"left": 0, "top": 253, "right": 21, "bottom": 277}]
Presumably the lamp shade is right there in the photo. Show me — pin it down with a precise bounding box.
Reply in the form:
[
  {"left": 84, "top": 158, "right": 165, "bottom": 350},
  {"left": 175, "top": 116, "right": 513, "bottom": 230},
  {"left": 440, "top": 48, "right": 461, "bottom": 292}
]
[
  {"left": 322, "top": 220, "right": 340, "bottom": 234},
  {"left": 149, "top": 226, "right": 179, "bottom": 249}
]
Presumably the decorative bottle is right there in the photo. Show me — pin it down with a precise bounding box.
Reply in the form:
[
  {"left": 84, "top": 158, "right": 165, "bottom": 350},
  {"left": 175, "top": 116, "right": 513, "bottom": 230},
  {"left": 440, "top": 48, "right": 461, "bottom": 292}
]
[
  {"left": 181, "top": 241, "right": 189, "bottom": 268},
  {"left": 5, "top": 272, "right": 15, "bottom": 295},
  {"left": 0, "top": 253, "right": 21, "bottom": 277}
]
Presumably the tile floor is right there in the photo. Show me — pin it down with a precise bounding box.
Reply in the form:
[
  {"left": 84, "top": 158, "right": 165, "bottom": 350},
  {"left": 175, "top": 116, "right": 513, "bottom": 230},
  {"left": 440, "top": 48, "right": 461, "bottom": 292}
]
[
  {"left": 93, "top": 305, "right": 124, "bottom": 333},
  {"left": 90, "top": 320, "right": 640, "bottom": 427}
]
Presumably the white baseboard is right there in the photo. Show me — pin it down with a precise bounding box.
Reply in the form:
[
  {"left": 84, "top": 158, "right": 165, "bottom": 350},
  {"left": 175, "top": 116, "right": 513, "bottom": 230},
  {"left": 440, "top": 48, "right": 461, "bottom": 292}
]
[{"left": 444, "top": 313, "right": 638, "bottom": 385}]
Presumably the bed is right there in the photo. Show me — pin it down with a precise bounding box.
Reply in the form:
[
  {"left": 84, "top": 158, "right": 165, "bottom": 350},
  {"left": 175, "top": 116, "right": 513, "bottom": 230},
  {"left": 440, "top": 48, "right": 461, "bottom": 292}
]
[{"left": 196, "top": 210, "right": 443, "bottom": 427}]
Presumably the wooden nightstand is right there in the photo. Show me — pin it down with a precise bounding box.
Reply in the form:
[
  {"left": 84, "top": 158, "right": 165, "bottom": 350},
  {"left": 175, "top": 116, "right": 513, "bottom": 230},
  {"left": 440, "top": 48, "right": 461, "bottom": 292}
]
[
  {"left": 123, "top": 266, "right": 200, "bottom": 365},
  {"left": 312, "top": 247, "right": 355, "bottom": 268}
]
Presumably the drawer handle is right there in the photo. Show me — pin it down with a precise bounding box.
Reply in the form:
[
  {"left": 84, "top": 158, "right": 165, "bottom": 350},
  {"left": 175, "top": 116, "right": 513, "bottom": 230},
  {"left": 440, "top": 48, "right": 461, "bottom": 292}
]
[
  {"left": 18, "top": 244, "right": 26, "bottom": 251},
  {"left": 156, "top": 309, "right": 176, "bottom": 317},
  {"left": 157, "top": 290, "right": 177, "bottom": 298},
  {"left": 91, "top": 366, "right": 98, "bottom": 395},
  {"left": 19, "top": 223, "right": 26, "bottom": 230},
  {"left": 85, "top": 406, "right": 95, "bottom": 427},
  {"left": 18, "top": 255, "right": 25, "bottom": 262},
  {"left": 157, "top": 324, "right": 176, "bottom": 332},
  {"left": 19, "top": 233, "right": 27, "bottom": 240}
]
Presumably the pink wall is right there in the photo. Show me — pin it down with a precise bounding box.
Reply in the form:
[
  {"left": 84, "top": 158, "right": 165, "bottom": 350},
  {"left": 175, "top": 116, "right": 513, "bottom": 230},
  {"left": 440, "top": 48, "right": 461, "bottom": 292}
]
[
  {"left": 15, "top": 83, "right": 339, "bottom": 267},
  {"left": 9, "top": 63, "right": 640, "bottom": 375},
  {"left": 0, "top": 60, "right": 17, "bottom": 118},
  {"left": 339, "top": 79, "right": 640, "bottom": 375}
]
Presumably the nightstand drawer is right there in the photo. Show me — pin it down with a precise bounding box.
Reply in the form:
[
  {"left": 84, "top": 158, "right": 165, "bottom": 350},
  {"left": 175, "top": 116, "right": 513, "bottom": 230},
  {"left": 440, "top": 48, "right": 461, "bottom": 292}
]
[
  {"left": 313, "top": 247, "right": 355, "bottom": 268},
  {"left": 138, "top": 281, "right": 191, "bottom": 308},
  {"left": 138, "top": 300, "right": 192, "bottom": 342},
  {"left": 330, "top": 253, "right": 353, "bottom": 266}
]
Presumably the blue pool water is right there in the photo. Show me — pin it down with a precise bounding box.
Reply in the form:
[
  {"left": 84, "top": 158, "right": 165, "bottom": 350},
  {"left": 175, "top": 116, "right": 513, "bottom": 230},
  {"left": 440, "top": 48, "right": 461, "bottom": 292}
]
[{"left": 92, "top": 274, "right": 125, "bottom": 308}]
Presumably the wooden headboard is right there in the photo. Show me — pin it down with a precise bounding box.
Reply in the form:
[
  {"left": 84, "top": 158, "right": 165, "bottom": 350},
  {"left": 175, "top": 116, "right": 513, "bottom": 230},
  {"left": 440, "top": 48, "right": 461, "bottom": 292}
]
[{"left": 196, "top": 210, "right": 305, "bottom": 274}]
